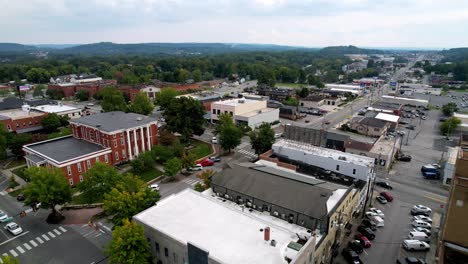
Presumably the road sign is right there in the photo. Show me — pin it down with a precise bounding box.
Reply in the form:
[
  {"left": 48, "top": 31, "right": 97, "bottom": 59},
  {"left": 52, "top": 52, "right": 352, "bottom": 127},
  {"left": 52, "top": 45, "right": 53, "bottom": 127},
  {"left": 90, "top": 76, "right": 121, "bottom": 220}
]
[{"left": 390, "top": 81, "right": 397, "bottom": 87}]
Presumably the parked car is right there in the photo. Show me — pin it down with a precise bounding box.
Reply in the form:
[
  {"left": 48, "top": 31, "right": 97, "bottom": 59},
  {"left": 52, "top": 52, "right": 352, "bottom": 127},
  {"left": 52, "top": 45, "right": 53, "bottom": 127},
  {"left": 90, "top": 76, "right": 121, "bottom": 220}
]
[
  {"left": 369, "top": 208, "right": 385, "bottom": 218},
  {"left": 402, "top": 240, "right": 430, "bottom": 251},
  {"left": 412, "top": 220, "right": 432, "bottom": 229},
  {"left": 421, "top": 116, "right": 426, "bottom": 120},
  {"left": 396, "top": 257, "right": 427, "bottom": 264},
  {"left": 148, "top": 184, "right": 160, "bottom": 191},
  {"left": 354, "top": 233, "right": 372, "bottom": 247},
  {"left": 341, "top": 248, "right": 362, "bottom": 264},
  {"left": 406, "top": 125, "right": 415, "bottom": 130},
  {"left": 209, "top": 156, "right": 221, "bottom": 162},
  {"left": 361, "top": 219, "right": 377, "bottom": 230},
  {"left": 197, "top": 159, "right": 215, "bottom": 167},
  {"left": 376, "top": 196, "right": 388, "bottom": 204},
  {"left": 399, "top": 120, "right": 409, "bottom": 125},
  {"left": 348, "top": 240, "right": 364, "bottom": 254},
  {"left": 357, "top": 225, "right": 375, "bottom": 240},
  {"left": 421, "top": 165, "right": 440, "bottom": 173},
  {"left": 397, "top": 154, "right": 412, "bottom": 162},
  {"left": 211, "top": 137, "right": 218, "bottom": 144},
  {"left": 365, "top": 211, "right": 379, "bottom": 219},
  {"left": 0, "top": 210, "right": 8, "bottom": 222},
  {"left": 422, "top": 171, "right": 440, "bottom": 180},
  {"left": 376, "top": 181, "right": 393, "bottom": 189},
  {"left": 189, "top": 164, "right": 203, "bottom": 171},
  {"left": 413, "top": 215, "right": 433, "bottom": 224},
  {"left": 408, "top": 231, "right": 431, "bottom": 242},
  {"left": 413, "top": 227, "right": 432, "bottom": 236},
  {"left": 411, "top": 205, "right": 432, "bottom": 216},
  {"left": 16, "top": 194, "right": 25, "bottom": 201},
  {"left": 4, "top": 222, "right": 23, "bottom": 235},
  {"left": 380, "top": 191, "right": 394, "bottom": 202}
]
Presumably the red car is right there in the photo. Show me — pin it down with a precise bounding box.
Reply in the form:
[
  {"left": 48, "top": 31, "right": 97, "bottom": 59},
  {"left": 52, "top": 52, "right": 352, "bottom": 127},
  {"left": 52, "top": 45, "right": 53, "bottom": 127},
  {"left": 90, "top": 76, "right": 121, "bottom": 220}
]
[
  {"left": 354, "top": 233, "right": 372, "bottom": 248},
  {"left": 197, "top": 159, "right": 215, "bottom": 167},
  {"left": 380, "top": 191, "right": 394, "bottom": 202}
]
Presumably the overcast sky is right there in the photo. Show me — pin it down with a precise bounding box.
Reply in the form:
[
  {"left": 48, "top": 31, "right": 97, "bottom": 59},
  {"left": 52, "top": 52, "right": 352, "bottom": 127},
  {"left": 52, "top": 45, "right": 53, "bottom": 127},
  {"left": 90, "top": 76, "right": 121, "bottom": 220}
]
[{"left": 1, "top": 0, "right": 467, "bottom": 48}]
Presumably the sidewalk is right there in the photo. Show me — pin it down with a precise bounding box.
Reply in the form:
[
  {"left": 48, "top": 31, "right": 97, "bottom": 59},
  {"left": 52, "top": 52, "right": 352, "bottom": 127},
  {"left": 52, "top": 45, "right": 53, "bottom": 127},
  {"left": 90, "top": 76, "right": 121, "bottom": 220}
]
[{"left": 1, "top": 165, "right": 28, "bottom": 192}]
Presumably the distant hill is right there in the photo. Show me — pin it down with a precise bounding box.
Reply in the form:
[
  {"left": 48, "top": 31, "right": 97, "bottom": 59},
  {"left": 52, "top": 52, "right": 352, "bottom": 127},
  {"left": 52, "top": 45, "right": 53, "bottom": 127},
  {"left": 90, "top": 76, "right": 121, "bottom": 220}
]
[
  {"left": 34, "top": 44, "right": 80, "bottom": 49},
  {"left": 440, "top": 48, "right": 468, "bottom": 62},
  {"left": 0, "top": 43, "right": 38, "bottom": 52},
  {"left": 53, "top": 42, "right": 315, "bottom": 55},
  {"left": 319, "top": 45, "right": 385, "bottom": 55}
]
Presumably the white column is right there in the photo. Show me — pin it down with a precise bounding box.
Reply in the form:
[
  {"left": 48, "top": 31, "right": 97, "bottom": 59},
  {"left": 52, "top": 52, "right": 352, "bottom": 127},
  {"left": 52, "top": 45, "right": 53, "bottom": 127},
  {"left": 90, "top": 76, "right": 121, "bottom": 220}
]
[
  {"left": 140, "top": 126, "right": 145, "bottom": 152},
  {"left": 146, "top": 124, "right": 151, "bottom": 150},
  {"left": 126, "top": 130, "right": 133, "bottom": 160},
  {"left": 133, "top": 129, "right": 139, "bottom": 156}
]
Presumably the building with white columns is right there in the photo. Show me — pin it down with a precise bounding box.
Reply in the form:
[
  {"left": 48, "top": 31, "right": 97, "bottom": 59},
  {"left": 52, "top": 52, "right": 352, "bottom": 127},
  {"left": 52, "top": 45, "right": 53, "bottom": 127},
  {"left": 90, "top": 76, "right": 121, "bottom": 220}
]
[{"left": 23, "top": 111, "right": 158, "bottom": 186}]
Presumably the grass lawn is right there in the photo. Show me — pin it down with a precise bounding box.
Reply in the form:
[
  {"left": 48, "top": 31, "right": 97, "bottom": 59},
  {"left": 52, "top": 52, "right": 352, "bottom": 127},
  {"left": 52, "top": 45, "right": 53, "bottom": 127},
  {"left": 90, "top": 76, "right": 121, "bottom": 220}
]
[
  {"left": 12, "top": 167, "right": 29, "bottom": 182},
  {"left": 8, "top": 188, "right": 24, "bottom": 198},
  {"left": 5, "top": 159, "right": 26, "bottom": 169},
  {"left": 189, "top": 141, "right": 213, "bottom": 160},
  {"left": 134, "top": 167, "right": 163, "bottom": 183},
  {"left": 276, "top": 82, "right": 304, "bottom": 89}
]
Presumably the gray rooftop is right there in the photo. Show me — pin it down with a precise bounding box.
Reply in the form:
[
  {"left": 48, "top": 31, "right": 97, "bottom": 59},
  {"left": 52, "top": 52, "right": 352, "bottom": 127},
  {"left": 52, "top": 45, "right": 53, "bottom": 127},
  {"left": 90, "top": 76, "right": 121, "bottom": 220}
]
[
  {"left": 70, "top": 111, "right": 157, "bottom": 132},
  {"left": 25, "top": 136, "right": 107, "bottom": 163},
  {"left": 212, "top": 163, "right": 348, "bottom": 219}
]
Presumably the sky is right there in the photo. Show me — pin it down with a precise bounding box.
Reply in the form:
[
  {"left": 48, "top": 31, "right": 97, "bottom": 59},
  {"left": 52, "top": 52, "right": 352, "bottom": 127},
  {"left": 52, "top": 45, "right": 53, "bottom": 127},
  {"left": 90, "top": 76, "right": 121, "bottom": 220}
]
[{"left": 1, "top": 0, "right": 468, "bottom": 48}]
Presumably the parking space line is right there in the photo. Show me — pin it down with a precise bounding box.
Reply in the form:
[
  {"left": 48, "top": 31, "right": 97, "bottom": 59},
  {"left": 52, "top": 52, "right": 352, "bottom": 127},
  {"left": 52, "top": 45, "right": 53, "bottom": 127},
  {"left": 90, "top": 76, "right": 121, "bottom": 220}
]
[
  {"left": 94, "top": 233, "right": 102, "bottom": 238},
  {"left": 29, "top": 240, "right": 38, "bottom": 247},
  {"left": 36, "top": 237, "right": 44, "bottom": 244},
  {"left": 53, "top": 229, "right": 61, "bottom": 235},
  {"left": 16, "top": 246, "right": 24, "bottom": 254},
  {"left": 59, "top": 226, "right": 67, "bottom": 232},
  {"left": 42, "top": 234, "right": 50, "bottom": 241},
  {"left": 83, "top": 231, "right": 96, "bottom": 237},
  {"left": 47, "top": 231, "right": 56, "bottom": 238},
  {"left": 0, "top": 231, "right": 30, "bottom": 246},
  {"left": 9, "top": 249, "right": 17, "bottom": 257},
  {"left": 23, "top": 243, "right": 31, "bottom": 250}
]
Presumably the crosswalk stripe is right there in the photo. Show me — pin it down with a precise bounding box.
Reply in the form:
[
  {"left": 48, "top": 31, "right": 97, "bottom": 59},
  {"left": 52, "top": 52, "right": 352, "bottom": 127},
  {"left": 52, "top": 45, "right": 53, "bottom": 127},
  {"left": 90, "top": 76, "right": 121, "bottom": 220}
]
[
  {"left": 23, "top": 243, "right": 32, "bottom": 250},
  {"left": 25, "top": 208, "right": 33, "bottom": 213},
  {"left": 9, "top": 250, "right": 17, "bottom": 257},
  {"left": 53, "top": 229, "right": 61, "bottom": 235},
  {"left": 47, "top": 231, "right": 56, "bottom": 238},
  {"left": 59, "top": 226, "right": 67, "bottom": 232},
  {"left": 83, "top": 231, "right": 96, "bottom": 237},
  {"left": 36, "top": 237, "right": 44, "bottom": 244},
  {"left": 29, "top": 240, "right": 38, "bottom": 247},
  {"left": 16, "top": 246, "right": 24, "bottom": 254},
  {"left": 42, "top": 234, "right": 50, "bottom": 241}
]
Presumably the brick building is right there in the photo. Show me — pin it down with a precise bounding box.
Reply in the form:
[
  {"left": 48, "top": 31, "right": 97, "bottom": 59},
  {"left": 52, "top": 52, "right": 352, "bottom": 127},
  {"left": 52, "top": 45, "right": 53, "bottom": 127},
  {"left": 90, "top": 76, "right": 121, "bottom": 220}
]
[
  {"left": 0, "top": 105, "right": 47, "bottom": 133},
  {"left": 23, "top": 111, "right": 158, "bottom": 186},
  {"left": 48, "top": 79, "right": 117, "bottom": 98},
  {"left": 118, "top": 85, "right": 161, "bottom": 101}
]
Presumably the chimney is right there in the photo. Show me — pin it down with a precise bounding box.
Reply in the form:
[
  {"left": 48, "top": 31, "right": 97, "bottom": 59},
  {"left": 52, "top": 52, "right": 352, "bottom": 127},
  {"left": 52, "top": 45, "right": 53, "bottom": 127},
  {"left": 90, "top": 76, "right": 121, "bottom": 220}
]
[{"left": 264, "top": 227, "right": 270, "bottom": 241}]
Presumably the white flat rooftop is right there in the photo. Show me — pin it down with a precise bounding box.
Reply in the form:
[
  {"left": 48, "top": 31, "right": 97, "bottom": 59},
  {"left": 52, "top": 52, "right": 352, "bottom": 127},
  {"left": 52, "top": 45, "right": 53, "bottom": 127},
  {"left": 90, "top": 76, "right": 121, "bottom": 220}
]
[
  {"left": 381, "top": 95, "right": 428, "bottom": 103},
  {"left": 375, "top": 112, "right": 400, "bottom": 123},
  {"left": 329, "top": 88, "right": 360, "bottom": 94},
  {"left": 0, "top": 109, "right": 44, "bottom": 120},
  {"left": 273, "top": 140, "right": 375, "bottom": 167},
  {"left": 237, "top": 107, "right": 277, "bottom": 118},
  {"left": 213, "top": 98, "right": 259, "bottom": 107},
  {"left": 31, "top": 104, "right": 80, "bottom": 113},
  {"left": 134, "top": 189, "right": 309, "bottom": 264},
  {"left": 454, "top": 112, "right": 468, "bottom": 120}
]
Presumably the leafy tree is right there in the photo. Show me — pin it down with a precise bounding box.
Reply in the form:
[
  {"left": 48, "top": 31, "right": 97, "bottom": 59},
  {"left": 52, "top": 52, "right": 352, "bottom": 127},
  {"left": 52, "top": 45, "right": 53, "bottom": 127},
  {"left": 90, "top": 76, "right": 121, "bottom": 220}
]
[
  {"left": 75, "top": 90, "right": 89, "bottom": 101},
  {"left": 164, "top": 157, "right": 182, "bottom": 178},
  {"left": 46, "top": 89, "right": 64, "bottom": 99},
  {"left": 33, "top": 84, "right": 45, "bottom": 97},
  {"left": 77, "top": 162, "right": 122, "bottom": 204},
  {"left": 26, "top": 67, "right": 50, "bottom": 83},
  {"left": 217, "top": 114, "right": 242, "bottom": 153},
  {"left": 100, "top": 87, "right": 127, "bottom": 112},
  {"left": 283, "top": 97, "right": 299, "bottom": 106},
  {"left": 249, "top": 123, "right": 275, "bottom": 154},
  {"left": 180, "top": 152, "right": 197, "bottom": 169},
  {"left": 103, "top": 174, "right": 159, "bottom": 226},
  {"left": 106, "top": 219, "right": 152, "bottom": 264},
  {"left": 158, "top": 129, "right": 176, "bottom": 146},
  {"left": 297, "top": 87, "right": 310, "bottom": 98},
  {"left": 442, "top": 102, "right": 458, "bottom": 116},
  {"left": 0, "top": 255, "right": 19, "bottom": 264},
  {"left": 155, "top": 87, "right": 178, "bottom": 109},
  {"left": 196, "top": 169, "right": 215, "bottom": 188},
  {"left": 131, "top": 151, "right": 154, "bottom": 174},
  {"left": 257, "top": 67, "right": 276, "bottom": 87},
  {"left": 192, "top": 69, "right": 202, "bottom": 82},
  {"left": 163, "top": 97, "right": 205, "bottom": 142},
  {"left": 151, "top": 145, "right": 175, "bottom": 163},
  {"left": 41, "top": 113, "right": 62, "bottom": 132},
  {"left": 440, "top": 117, "right": 462, "bottom": 136},
  {"left": 9, "top": 133, "right": 32, "bottom": 157},
  {"left": 0, "top": 124, "right": 9, "bottom": 160},
  {"left": 23, "top": 167, "right": 72, "bottom": 223},
  {"left": 129, "top": 92, "right": 154, "bottom": 115},
  {"left": 194, "top": 182, "right": 205, "bottom": 192}
]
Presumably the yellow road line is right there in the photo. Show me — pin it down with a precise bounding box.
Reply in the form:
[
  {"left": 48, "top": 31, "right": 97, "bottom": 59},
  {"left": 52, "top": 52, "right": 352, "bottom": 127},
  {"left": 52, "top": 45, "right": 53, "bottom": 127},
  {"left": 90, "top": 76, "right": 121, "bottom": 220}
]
[{"left": 423, "top": 194, "right": 447, "bottom": 203}]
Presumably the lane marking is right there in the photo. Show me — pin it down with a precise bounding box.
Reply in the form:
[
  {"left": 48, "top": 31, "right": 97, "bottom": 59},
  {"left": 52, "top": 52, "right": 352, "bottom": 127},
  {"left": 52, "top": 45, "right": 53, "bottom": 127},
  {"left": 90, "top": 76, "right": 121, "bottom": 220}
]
[
  {"left": 0, "top": 231, "right": 30, "bottom": 246},
  {"left": 81, "top": 224, "right": 88, "bottom": 227},
  {"left": 47, "top": 231, "right": 56, "bottom": 238},
  {"left": 9, "top": 250, "right": 17, "bottom": 257},
  {"left": 16, "top": 246, "right": 25, "bottom": 254},
  {"left": 98, "top": 223, "right": 112, "bottom": 233},
  {"left": 53, "top": 229, "right": 61, "bottom": 235},
  {"left": 423, "top": 194, "right": 446, "bottom": 203},
  {"left": 42, "top": 234, "right": 50, "bottom": 241},
  {"left": 36, "top": 237, "right": 44, "bottom": 244},
  {"left": 59, "top": 226, "right": 67, "bottom": 232},
  {"left": 99, "top": 229, "right": 105, "bottom": 234},
  {"left": 29, "top": 240, "right": 38, "bottom": 247},
  {"left": 23, "top": 243, "right": 31, "bottom": 250}
]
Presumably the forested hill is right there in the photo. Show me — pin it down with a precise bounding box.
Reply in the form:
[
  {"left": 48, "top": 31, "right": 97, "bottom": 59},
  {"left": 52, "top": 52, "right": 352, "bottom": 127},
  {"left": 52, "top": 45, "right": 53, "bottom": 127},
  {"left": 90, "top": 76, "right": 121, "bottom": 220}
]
[
  {"left": 440, "top": 48, "right": 468, "bottom": 62},
  {"left": 319, "top": 45, "right": 385, "bottom": 55},
  {"left": 0, "top": 43, "right": 38, "bottom": 52}
]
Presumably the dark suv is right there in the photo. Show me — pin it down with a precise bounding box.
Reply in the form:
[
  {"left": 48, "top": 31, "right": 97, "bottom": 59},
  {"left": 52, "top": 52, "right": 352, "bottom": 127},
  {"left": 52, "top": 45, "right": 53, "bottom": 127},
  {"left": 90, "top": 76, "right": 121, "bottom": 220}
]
[
  {"left": 342, "top": 248, "right": 362, "bottom": 264},
  {"left": 348, "top": 240, "right": 363, "bottom": 254},
  {"left": 357, "top": 225, "right": 376, "bottom": 240},
  {"left": 362, "top": 219, "right": 377, "bottom": 230}
]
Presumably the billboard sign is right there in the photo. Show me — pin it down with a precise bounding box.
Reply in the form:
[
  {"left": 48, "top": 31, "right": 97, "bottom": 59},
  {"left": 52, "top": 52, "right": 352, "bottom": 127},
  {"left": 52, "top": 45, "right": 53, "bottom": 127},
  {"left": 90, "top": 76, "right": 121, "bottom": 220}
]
[{"left": 19, "top": 85, "right": 30, "bottom": 91}]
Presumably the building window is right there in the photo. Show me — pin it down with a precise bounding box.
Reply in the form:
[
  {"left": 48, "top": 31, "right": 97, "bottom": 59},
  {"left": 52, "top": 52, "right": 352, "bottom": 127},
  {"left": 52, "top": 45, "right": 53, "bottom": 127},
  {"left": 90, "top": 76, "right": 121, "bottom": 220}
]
[
  {"left": 122, "top": 150, "right": 126, "bottom": 159},
  {"left": 121, "top": 138, "right": 124, "bottom": 145},
  {"left": 7, "top": 125, "right": 11, "bottom": 130},
  {"left": 89, "top": 131, "right": 94, "bottom": 141},
  {"left": 155, "top": 242, "right": 160, "bottom": 253},
  {"left": 96, "top": 132, "right": 100, "bottom": 143},
  {"left": 79, "top": 175, "right": 84, "bottom": 182},
  {"left": 336, "top": 165, "right": 340, "bottom": 171},
  {"left": 114, "top": 140, "right": 117, "bottom": 147},
  {"left": 229, "top": 111, "right": 233, "bottom": 115},
  {"left": 105, "top": 154, "right": 109, "bottom": 163},
  {"left": 113, "top": 134, "right": 116, "bottom": 138},
  {"left": 22, "top": 123, "right": 26, "bottom": 127},
  {"left": 81, "top": 127, "right": 84, "bottom": 137},
  {"left": 212, "top": 108, "right": 216, "bottom": 114},
  {"left": 120, "top": 132, "right": 123, "bottom": 137},
  {"left": 35, "top": 120, "right": 38, "bottom": 124},
  {"left": 164, "top": 248, "right": 168, "bottom": 257},
  {"left": 87, "top": 160, "right": 91, "bottom": 169},
  {"left": 96, "top": 157, "right": 99, "bottom": 162},
  {"left": 16, "top": 123, "right": 19, "bottom": 128},
  {"left": 67, "top": 166, "right": 71, "bottom": 175},
  {"left": 77, "top": 163, "right": 82, "bottom": 173},
  {"left": 115, "top": 152, "right": 119, "bottom": 161},
  {"left": 217, "top": 109, "right": 220, "bottom": 115},
  {"left": 29, "top": 121, "right": 32, "bottom": 125},
  {"left": 69, "top": 178, "right": 73, "bottom": 185},
  {"left": 353, "top": 169, "right": 356, "bottom": 175}
]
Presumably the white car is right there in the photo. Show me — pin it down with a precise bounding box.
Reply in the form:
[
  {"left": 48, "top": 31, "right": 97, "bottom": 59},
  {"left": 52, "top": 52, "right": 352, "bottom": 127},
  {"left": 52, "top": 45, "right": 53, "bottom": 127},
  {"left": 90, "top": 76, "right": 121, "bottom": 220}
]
[
  {"left": 211, "top": 137, "right": 218, "bottom": 144},
  {"left": 0, "top": 210, "right": 8, "bottom": 222},
  {"left": 412, "top": 220, "right": 432, "bottom": 229},
  {"left": 369, "top": 208, "right": 385, "bottom": 218},
  {"left": 189, "top": 164, "right": 203, "bottom": 171},
  {"left": 4, "top": 222, "right": 23, "bottom": 236},
  {"left": 365, "top": 211, "right": 379, "bottom": 218},
  {"left": 414, "top": 215, "right": 433, "bottom": 224},
  {"left": 402, "top": 240, "right": 430, "bottom": 251},
  {"left": 148, "top": 184, "right": 160, "bottom": 191},
  {"left": 413, "top": 227, "right": 432, "bottom": 236}
]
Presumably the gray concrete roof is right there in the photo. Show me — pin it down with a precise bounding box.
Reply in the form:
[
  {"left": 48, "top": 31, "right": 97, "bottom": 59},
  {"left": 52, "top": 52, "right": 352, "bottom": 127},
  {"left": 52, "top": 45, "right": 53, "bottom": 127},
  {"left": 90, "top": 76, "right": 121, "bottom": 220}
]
[
  {"left": 70, "top": 111, "right": 157, "bottom": 132},
  {"left": 25, "top": 136, "right": 107, "bottom": 163},
  {"left": 212, "top": 163, "right": 346, "bottom": 219},
  {"left": 24, "top": 154, "right": 44, "bottom": 163}
]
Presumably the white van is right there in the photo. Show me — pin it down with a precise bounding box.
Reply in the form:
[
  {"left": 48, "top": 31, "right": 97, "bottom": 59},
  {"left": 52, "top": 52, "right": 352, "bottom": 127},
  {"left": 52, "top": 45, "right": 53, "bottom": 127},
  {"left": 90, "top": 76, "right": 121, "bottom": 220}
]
[
  {"left": 402, "top": 240, "right": 430, "bottom": 251},
  {"left": 371, "top": 216, "right": 384, "bottom": 227},
  {"left": 408, "top": 231, "right": 430, "bottom": 242}
]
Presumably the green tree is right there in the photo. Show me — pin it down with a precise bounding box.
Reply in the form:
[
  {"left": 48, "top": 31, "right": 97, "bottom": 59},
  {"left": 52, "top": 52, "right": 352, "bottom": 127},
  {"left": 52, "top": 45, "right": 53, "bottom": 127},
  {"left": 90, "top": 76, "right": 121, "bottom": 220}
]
[
  {"left": 297, "top": 87, "right": 310, "bottom": 98},
  {"left": 163, "top": 97, "right": 205, "bottom": 142},
  {"left": 155, "top": 87, "right": 178, "bottom": 109},
  {"left": 106, "top": 219, "right": 152, "bottom": 264},
  {"left": 41, "top": 113, "right": 62, "bottom": 132},
  {"left": 0, "top": 255, "right": 19, "bottom": 264},
  {"left": 192, "top": 69, "right": 202, "bottom": 82},
  {"left": 440, "top": 117, "right": 462, "bottom": 136},
  {"left": 249, "top": 123, "right": 275, "bottom": 154},
  {"left": 77, "top": 162, "right": 122, "bottom": 204},
  {"left": 100, "top": 87, "right": 127, "bottom": 112},
  {"left": 9, "top": 133, "right": 32, "bottom": 157},
  {"left": 257, "top": 68, "right": 276, "bottom": 87},
  {"left": 217, "top": 114, "right": 242, "bottom": 153},
  {"left": 23, "top": 167, "right": 72, "bottom": 223},
  {"left": 26, "top": 68, "right": 50, "bottom": 83},
  {"left": 33, "top": 84, "right": 46, "bottom": 97},
  {"left": 176, "top": 69, "right": 190, "bottom": 83},
  {"left": 129, "top": 92, "right": 154, "bottom": 115},
  {"left": 180, "top": 152, "right": 197, "bottom": 169},
  {"left": 151, "top": 145, "right": 175, "bottom": 163},
  {"left": 0, "top": 124, "right": 8, "bottom": 160},
  {"left": 442, "top": 102, "right": 458, "bottom": 116},
  {"left": 103, "top": 173, "right": 159, "bottom": 226},
  {"left": 283, "top": 97, "right": 299, "bottom": 106},
  {"left": 75, "top": 90, "right": 89, "bottom": 101},
  {"left": 131, "top": 151, "right": 154, "bottom": 174},
  {"left": 164, "top": 157, "right": 182, "bottom": 178},
  {"left": 158, "top": 129, "right": 176, "bottom": 146},
  {"left": 46, "top": 89, "right": 64, "bottom": 99}
]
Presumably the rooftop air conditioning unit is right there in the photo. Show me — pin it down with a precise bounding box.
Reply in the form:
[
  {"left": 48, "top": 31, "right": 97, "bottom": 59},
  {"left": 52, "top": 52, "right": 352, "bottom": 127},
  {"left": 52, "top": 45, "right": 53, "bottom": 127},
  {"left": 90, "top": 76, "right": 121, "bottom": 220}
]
[
  {"left": 273, "top": 211, "right": 279, "bottom": 216},
  {"left": 338, "top": 156, "right": 347, "bottom": 161}
]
